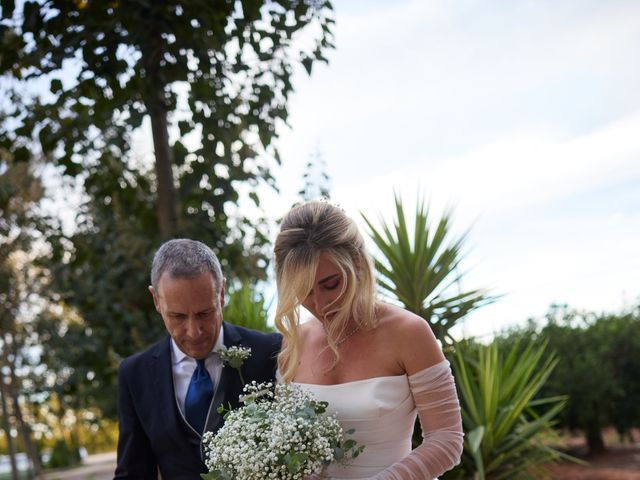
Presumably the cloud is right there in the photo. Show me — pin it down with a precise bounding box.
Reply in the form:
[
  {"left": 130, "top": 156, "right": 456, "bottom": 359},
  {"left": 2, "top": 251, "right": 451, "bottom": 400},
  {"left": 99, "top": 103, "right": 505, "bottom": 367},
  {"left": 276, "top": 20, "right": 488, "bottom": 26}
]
[
  {"left": 266, "top": 1, "right": 640, "bottom": 336},
  {"left": 423, "top": 112, "right": 640, "bottom": 217}
]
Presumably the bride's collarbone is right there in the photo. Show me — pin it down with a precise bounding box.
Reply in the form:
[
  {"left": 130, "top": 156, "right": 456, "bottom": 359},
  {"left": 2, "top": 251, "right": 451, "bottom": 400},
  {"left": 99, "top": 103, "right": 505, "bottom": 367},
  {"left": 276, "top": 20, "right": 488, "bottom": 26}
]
[
  {"left": 295, "top": 366, "right": 365, "bottom": 385},
  {"left": 295, "top": 326, "right": 403, "bottom": 383},
  {"left": 296, "top": 352, "right": 402, "bottom": 385}
]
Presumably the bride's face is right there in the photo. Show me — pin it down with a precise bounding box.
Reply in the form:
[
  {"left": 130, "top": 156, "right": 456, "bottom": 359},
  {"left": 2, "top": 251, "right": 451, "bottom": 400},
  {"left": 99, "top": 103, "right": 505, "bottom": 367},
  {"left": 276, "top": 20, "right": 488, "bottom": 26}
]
[{"left": 301, "top": 252, "right": 345, "bottom": 322}]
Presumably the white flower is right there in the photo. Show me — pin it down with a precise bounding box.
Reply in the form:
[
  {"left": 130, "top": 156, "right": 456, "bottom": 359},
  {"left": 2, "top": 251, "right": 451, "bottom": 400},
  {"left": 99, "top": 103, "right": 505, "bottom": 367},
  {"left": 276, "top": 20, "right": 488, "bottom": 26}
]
[
  {"left": 202, "top": 382, "right": 364, "bottom": 480},
  {"left": 217, "top": 346, "right": 251, "bottom": 384}
]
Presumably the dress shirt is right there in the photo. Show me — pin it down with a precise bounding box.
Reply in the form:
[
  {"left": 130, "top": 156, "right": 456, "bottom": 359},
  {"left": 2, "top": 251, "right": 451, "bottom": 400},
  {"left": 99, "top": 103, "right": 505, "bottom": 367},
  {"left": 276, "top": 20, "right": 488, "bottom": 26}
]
[{"left": 170, "top": 324, "right": 225, "bottom": 415}]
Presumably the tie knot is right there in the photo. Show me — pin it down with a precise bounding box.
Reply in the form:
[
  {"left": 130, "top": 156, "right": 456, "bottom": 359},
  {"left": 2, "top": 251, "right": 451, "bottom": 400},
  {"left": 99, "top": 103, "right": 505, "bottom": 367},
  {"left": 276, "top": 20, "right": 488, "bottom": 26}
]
[{"left": 196, "top": 358, "right": 207, "bottom": 368}]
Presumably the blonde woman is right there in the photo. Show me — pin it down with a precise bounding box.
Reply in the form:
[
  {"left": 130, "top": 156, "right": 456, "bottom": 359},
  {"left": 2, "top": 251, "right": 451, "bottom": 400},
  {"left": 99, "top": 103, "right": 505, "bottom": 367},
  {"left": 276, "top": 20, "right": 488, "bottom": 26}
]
[{"left": 274, "top": 200, "right": 464, "bottom": 480}]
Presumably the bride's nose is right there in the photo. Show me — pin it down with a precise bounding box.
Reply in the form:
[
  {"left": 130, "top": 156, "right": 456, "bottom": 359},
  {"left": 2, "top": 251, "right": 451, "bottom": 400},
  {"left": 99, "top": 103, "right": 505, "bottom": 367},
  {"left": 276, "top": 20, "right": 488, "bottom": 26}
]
[{"left": 304, "top": 289, "right": 323, "bottom": 314}]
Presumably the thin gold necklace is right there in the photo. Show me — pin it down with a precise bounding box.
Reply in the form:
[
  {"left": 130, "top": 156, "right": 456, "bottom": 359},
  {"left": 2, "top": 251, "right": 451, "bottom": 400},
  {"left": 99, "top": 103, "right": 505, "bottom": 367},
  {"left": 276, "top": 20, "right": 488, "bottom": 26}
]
[{"left": 324, "top": 323, "right": 361, "bottom": 346}]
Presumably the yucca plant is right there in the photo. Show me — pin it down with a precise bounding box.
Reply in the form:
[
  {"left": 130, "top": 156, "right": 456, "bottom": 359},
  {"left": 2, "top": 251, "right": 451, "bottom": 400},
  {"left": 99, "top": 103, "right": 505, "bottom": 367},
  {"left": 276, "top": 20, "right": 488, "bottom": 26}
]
[
  {"left": 223, "top": 281, "right": 273, "bottom": 332},
  {"left": 361, "top": 193, "right": 493, "bottom": 344},
  {"left": 444, "top": 340, "right": 570, "bottom": 480}
]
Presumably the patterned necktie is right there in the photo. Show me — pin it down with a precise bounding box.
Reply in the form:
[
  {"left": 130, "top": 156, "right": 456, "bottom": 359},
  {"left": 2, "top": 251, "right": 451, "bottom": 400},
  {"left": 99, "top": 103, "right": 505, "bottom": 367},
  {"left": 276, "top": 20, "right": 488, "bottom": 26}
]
[{"left": 185, "top": 358, "right": 214, "bottom": 434}]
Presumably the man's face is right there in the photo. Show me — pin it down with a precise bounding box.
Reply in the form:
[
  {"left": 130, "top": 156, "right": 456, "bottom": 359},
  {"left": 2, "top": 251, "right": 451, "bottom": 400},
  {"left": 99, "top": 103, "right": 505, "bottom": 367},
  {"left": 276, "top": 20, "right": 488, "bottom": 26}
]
[{"left": 150, "top": 271, "right": 224, "bottom": 359}]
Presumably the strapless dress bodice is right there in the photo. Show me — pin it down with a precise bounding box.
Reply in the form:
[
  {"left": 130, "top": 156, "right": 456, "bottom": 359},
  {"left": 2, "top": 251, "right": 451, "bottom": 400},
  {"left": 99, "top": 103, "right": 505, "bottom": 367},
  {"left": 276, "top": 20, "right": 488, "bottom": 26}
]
[{"left": 293, "top": 375, "right": 417, "bottom": 479}]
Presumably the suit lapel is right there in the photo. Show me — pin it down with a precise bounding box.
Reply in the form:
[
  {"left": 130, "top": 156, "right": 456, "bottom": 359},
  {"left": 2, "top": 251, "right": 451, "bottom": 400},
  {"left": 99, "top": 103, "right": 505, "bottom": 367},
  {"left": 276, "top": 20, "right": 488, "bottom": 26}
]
[
  {"left": 204, "top": 323, "right": 243, "bottom": 434},
  {"left": 152, "top": 336, "right": 200, "bottom": 446},
  {"left": 151, "top": 338, "right": 180, "bottom": 424}
]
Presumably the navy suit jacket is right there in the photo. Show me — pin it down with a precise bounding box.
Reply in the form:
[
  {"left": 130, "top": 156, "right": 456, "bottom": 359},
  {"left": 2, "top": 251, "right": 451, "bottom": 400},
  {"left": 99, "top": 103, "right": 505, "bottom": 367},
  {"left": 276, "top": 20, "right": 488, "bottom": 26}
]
[{"left": 114, "top": 322, "right": 281, "bottom": 479}]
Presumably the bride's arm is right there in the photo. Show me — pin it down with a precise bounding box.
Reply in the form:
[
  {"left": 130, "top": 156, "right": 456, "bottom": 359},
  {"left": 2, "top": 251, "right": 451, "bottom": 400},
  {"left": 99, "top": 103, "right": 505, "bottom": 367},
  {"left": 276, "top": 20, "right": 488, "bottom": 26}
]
[
  {"left": 372, "top": 359, "right": 463, "bottom": 479},
  {"left": 370, "top": 306, "right": 464, "bottom": 480}
]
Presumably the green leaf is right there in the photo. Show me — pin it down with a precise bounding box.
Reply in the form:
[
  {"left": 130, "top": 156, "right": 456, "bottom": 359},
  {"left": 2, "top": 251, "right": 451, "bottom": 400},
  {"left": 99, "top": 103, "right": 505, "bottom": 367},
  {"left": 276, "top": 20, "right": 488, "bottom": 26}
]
[
  {"left": 302, "top": 56, "right": 313, "bottom": 74},
  {"left": 50, "top": 78, "right": 63, "bottom": 93},
  {"left": 1, "top": 0, "right": 16, "bottom": 19},
  {"left": 447, "top": 340, "right": 570, "bottom": 478},
  {"left": 333, "top": 447, "right": 344, "bottom": 461},
  {"left": 362, "top": 193, "right": 495, "bottom": 344},
  {"left": 284, "top": 451, "right": 308, "bottom": 473},
  {"left": 23, "top": 1, "right": 40, "bottom": 32},
  {"left": 467, "top": 425, "right": 485, "bottom": 453},
  {"left": 343, "top": 439, "right": 356, "bottom": 449}
]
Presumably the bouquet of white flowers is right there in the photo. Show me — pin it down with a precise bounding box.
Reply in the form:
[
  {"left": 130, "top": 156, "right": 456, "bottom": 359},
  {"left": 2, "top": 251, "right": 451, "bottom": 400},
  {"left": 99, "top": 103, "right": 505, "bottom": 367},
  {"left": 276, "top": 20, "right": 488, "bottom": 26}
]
[{"left": 201, "top": 381, "right": 363, "bottom": 480}]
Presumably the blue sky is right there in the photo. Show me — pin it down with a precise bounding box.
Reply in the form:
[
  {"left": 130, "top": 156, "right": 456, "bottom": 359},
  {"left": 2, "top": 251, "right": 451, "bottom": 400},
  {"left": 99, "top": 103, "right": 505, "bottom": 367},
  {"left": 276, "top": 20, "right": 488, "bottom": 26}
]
[{"left": 260, "top": 0, "right": 640, "bottom": 338}]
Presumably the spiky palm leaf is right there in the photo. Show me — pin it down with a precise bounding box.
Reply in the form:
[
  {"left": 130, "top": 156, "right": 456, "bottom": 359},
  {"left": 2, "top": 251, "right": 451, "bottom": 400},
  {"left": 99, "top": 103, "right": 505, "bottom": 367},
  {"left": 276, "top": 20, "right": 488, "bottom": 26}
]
[
  {"left": 224, "top": 282, "right": 273, "bottom": 333},
  {"left": 362, "top": 194, "right": 492, "bottom": 343},
  {"left": 444, "top": 340, "right": 573, "bottom": 479}
]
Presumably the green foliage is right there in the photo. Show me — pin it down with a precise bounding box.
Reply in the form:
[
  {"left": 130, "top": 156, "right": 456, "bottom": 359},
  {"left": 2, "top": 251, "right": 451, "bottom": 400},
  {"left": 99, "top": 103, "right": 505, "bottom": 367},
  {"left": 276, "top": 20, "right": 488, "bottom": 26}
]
[
  {"left": 46, "top": 439, "right": 81, "bottom": 469},
  {"left": 443, "top": 340, "right": 567, "bottom": 480},
  {"left": 496, "top": 304, "right": 640, "bottom": 454},
  {"left": 0, "top": 154, "right": 48, "bottom": 473},
  {"left": 0, "top": 0, "right": 335, "bottom": 234},
  {"left": 600, "top": 309, "right": 640, "bottom": 442},
  {"left": 362, "top": 194, "right": 494, "bottom": 343},
  {"left": 202, "top": 383, "right": 363, "bottom": 480},
  {"left": 36, "top": 160, "right": 162, "bottom": 418},
  {"left": 298, "top": 150, "right": 331, "bottom": 202},
  {"left": 1, "top": 0, "right": 335, "bottom": 253},
  {"left": 223, "top": 281, "right": 273, "bottom": 332},
  {"left": 0, "top": 0, "right": 335, "bottom": 421}
]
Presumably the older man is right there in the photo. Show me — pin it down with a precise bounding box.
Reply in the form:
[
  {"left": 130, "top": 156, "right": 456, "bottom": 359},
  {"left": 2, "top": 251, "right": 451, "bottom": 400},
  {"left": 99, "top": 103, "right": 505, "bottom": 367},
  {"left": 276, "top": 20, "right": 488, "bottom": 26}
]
[{"left": 114, "top": 239, "right": 281, "bottom": 479}]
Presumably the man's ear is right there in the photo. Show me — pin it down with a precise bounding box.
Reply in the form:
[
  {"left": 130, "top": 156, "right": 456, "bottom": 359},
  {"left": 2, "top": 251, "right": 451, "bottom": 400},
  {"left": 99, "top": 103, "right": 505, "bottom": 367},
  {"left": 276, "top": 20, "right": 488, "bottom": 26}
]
[
  {"left": 149, "top": 286, "right": 161, "bottom": 312},
  {"left": 219, "top": 278, "right": 226, "bottom": 309}
]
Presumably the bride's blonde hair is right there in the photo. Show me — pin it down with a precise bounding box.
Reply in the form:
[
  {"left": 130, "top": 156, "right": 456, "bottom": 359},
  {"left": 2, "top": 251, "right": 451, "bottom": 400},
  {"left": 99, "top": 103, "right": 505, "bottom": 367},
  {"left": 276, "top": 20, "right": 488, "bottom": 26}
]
[{"left": 274, "top": 201, "right": 377, "bottom": 382}]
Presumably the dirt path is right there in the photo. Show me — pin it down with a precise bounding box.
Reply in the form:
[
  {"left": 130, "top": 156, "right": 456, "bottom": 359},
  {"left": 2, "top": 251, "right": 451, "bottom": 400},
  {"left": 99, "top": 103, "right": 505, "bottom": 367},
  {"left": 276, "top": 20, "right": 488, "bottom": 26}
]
[
  {"left": 546, "top": 445, "right": 640, "bottom": 480},
  {"left": 40, "top": 443, "right": 640, "bottom": 479},
  {"left": 43, "top": 452, "right": 116, "bottom": 480}
]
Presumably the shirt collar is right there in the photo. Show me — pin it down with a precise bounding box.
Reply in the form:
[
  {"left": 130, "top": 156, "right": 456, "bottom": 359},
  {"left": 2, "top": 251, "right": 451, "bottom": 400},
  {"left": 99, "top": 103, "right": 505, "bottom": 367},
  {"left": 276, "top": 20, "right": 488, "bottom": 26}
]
[{"left": 170, "top": 323, "right": 225, "bottom": 364}]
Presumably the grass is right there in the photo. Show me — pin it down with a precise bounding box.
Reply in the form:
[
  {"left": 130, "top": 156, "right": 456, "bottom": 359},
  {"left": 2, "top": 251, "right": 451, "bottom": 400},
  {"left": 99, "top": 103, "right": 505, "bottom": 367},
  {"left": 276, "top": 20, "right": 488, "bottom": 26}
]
[{"left": 0, "top": 471, "right": 33, "bottom": 480}]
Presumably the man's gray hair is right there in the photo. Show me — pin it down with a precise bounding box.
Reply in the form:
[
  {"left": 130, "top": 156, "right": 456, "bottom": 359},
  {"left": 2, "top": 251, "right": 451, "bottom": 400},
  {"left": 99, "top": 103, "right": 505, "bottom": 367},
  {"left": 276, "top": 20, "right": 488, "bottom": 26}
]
[{"left": 150, "top": 239, "right": 223, "bottom": 290}]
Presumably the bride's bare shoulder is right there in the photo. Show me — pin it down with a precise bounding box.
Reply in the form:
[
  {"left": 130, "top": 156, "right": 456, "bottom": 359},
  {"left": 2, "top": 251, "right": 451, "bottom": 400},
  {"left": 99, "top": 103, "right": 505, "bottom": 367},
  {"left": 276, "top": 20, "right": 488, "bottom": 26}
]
[
  {"left": 375, "top": 302, "right": 444, "bottom": 371},
  {"left": 298, "top": 318, "right": 325, "bottom": 343},
  {"left": 376, "top": 302, "right": 431, "bottom": 334}
]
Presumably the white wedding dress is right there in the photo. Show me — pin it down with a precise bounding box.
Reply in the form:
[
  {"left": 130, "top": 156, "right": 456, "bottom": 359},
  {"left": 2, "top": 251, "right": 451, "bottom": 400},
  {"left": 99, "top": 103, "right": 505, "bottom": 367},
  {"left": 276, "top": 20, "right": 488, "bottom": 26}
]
[
  {"left": 296, "top": 375, "right": 416, "bottom": 479},
  {"left": 292, "top": 360, "right": 464, "bottom": 480}
]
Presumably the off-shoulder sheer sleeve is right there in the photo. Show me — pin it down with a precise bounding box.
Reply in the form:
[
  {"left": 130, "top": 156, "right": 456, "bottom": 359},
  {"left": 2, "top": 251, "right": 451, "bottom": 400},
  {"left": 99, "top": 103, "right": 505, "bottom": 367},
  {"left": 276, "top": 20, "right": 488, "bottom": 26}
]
[{"left": 371, "top": 360, "right": 464, "bottom": 480}]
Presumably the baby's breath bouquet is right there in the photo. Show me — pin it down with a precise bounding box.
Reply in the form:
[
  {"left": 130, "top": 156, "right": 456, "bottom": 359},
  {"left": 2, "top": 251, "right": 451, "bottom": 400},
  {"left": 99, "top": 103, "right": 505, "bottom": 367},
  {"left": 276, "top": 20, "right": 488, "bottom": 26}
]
[{"left": 202, "top": 381, "right": 363, "bottom": 480}]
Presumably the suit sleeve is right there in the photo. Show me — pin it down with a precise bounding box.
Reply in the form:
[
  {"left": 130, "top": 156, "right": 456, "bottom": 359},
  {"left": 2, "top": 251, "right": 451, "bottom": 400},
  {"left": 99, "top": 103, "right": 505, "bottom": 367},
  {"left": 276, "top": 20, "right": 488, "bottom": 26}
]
[{"left": 114, "top": 361, "right": 159, "bottom": 479}]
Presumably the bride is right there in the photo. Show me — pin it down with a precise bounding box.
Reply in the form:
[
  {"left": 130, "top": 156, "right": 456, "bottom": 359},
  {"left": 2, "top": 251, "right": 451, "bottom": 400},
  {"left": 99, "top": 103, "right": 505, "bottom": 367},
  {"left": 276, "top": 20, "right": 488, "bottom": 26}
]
[{"left": 274, "top": 200, "right": 464, "bottom": 480}]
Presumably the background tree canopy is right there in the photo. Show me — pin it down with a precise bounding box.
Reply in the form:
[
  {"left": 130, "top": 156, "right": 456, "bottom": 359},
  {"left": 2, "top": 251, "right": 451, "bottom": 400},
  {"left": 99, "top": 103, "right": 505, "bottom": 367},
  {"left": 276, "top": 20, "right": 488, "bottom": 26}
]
[
  {"left": 0, "top": 0, "right": 334, "bottom": 239},
  {"left": 495, "top": 304, "right": 640, "bottom": 455},
  {"left": 0, "top": 0, "right": 335, "bottom": 421}
]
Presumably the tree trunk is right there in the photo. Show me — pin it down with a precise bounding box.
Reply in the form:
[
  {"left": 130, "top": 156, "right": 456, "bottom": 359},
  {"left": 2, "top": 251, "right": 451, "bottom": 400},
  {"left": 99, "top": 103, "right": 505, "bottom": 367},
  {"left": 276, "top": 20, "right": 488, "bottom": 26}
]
[
  {"left": 141, "top": 38, "right": 177, "bottom": 239},
  {"left": 586, "top": 424, "right": 606, "bottom": 455},
  {"left": 0, "top": 372, "right": 20, "bottom": 480},
  {"left": 149, "top": 102, "right": 177, "bottom": 239},
  {"left": 8, "top": 358, "right": 42, "bottom": 479}
]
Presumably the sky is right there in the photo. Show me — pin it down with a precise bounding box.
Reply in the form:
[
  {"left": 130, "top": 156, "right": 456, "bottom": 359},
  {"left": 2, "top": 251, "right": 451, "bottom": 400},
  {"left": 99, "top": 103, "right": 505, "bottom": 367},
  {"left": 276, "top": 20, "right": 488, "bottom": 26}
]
[{"left": 260, "top": 0, "right": 640, "bottom": 338}]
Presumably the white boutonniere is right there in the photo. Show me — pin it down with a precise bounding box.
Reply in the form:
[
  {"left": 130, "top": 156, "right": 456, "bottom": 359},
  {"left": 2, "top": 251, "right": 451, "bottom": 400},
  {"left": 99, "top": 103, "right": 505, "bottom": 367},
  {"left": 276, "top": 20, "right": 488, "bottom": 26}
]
[{"left": 217, "top": 346, "right": 251, "bottom": 385}]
